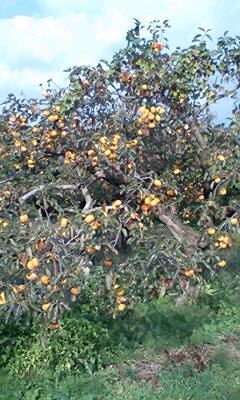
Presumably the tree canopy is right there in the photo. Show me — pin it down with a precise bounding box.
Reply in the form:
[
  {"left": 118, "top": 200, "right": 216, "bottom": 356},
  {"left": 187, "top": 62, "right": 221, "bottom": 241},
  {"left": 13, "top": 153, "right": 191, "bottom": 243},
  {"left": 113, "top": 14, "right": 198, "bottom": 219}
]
[{"left": 0, "top": 20, "right": 239, "bottom": 326}]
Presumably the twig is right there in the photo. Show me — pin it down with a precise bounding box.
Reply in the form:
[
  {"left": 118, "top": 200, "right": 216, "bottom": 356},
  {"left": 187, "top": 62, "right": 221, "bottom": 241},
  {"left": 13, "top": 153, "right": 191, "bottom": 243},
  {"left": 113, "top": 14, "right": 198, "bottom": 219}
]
[
  {"left": 0, "top": 176, "right": 16, "bottom": 185},
  {"left": 82, "top": 204, "right": 125, "bottom": 215},
  {"left": 65, "top": 231, "right": 84, "bottom": 246},
  {"left": 198, "top": 82, "right": 240, "bottom": 115},
  {"left": 113, "top": 225, "right": 123, "bottom": 249}
]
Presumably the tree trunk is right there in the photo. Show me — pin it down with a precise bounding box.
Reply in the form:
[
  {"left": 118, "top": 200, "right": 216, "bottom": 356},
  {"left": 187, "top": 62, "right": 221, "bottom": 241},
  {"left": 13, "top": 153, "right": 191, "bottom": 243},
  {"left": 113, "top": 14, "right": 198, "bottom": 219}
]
[{"left": 158, "top": 209, "right": 209, "bottom": 256}]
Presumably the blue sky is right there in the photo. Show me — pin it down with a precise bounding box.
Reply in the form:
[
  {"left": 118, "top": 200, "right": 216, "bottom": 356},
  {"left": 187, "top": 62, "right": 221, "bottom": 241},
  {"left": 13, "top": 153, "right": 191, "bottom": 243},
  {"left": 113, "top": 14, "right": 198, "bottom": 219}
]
[{"left": 0, "top": 0, "right": 239, "bottom": 119}]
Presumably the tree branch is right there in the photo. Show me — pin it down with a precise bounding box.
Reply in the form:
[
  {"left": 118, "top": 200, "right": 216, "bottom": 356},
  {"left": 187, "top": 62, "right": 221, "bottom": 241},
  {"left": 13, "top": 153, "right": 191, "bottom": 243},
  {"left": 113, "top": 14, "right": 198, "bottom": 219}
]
[
  {"left": 185, "top": 117, "right": 208, "bottom": 152},
  {"left": 82, "top": 187, "right": 94, "bottom": 212},
  {"left": 198, "top": 82, "right": 240, "bottom": 115},
  {"left": 0, "top": 176, "right": 16, "bottom": 185},
  {"left": 18, "top": 183, "right": 81, "bottom": 204},
  {"left": 157, "top": 206, "right": 209, "bottom": 256},
  {"left": 18, "top": 181, "right": 98, "bottom": 217},
  {"left": 82, "top": 204, "right": 125, "bottom": 215}
]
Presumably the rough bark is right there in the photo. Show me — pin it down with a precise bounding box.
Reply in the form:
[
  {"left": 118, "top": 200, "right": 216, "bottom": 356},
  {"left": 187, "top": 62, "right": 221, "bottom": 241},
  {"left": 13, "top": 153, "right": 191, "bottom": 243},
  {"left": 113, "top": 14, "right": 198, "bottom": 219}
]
[
  {"left": 157, "top": 208, "right": 209, "bottom": 256},
  {"left": 186, "top": 117, "right": 209, "bottom": 168}
]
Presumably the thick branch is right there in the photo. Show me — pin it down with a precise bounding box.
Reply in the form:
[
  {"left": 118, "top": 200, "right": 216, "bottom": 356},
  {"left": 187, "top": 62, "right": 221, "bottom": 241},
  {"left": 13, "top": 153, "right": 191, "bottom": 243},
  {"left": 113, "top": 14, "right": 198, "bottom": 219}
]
[
  {"left": 190, "top": 120, "right": 207, "bottom": 151},
  {"left": 19, "top": 183, "right": 81, "bottom": 204},
  {"left": 19, "top": 185, "right": 44, "bottom": 204},
  {"left": 19, "top": 181, "right": 98, "bottom": 216},
  {"left": 157, "top": 207, "right": 209, "bottom": 256},
  {"left": 184, "top": 117, "right": 209, "bottom": 168},
  {"left": 82, "top": 187, "right": 94, "bottom": 212}
]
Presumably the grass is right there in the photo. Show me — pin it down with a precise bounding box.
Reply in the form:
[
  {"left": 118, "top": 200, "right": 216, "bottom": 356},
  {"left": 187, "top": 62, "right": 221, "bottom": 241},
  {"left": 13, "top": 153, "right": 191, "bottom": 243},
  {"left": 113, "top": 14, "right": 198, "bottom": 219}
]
[
  {"left": 1, "top": 352, "right": 240, "bottom": 400},
  {"left": 1, "top": 250, "right": 240, "bottom": 399},
  {"left": 1, "top": 299, "right": 240, "bottom": 399}
]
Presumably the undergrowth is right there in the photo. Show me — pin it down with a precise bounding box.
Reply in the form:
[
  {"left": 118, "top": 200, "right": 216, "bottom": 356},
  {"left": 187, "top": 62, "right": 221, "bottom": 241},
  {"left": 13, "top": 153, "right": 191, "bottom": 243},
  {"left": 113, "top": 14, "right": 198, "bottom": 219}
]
[{"left": 0, "top": 242, "right": 240, "bottom": 398}]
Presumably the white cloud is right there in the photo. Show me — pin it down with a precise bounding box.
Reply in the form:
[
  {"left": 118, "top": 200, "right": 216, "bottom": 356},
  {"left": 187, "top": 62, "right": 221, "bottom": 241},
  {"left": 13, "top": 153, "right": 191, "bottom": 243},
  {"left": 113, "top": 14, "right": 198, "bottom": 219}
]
[
  {"left": 0, "top": 0, "right": 239, "bottom": 103},
  {"left": 0, "top": 11, "right": 129, "bottom": 101},
  {"left": 0, "top": 63, "right": 63, "bottom": 98},
  {"left": 0, "top": 14, "right": 96, "bottom": 66}
]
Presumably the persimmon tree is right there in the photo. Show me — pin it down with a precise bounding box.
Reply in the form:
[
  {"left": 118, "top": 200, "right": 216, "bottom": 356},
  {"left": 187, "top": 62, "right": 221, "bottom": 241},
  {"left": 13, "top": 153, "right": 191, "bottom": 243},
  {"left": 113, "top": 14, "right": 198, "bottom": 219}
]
[{"left": 0, "top": 20, "right": 239, "bottom": 326}]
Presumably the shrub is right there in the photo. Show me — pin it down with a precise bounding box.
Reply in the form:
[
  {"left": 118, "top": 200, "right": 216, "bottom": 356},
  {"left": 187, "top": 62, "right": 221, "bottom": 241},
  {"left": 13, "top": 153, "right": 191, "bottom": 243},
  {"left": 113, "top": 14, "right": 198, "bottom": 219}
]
[{"left": 0, "top": 283, "right": 115, "bottom": 375}]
